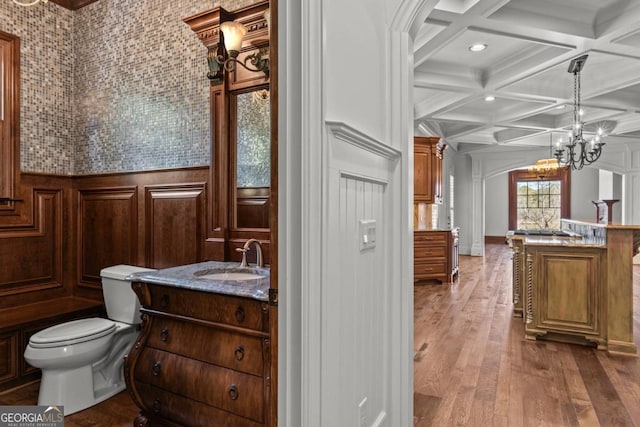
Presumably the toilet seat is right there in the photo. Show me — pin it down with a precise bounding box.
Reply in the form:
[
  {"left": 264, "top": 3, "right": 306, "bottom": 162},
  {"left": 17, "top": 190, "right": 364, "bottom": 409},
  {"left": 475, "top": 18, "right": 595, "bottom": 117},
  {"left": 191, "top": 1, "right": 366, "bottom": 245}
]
[{"left": 29, "top": 318, "right": 116, "bottom": 348}]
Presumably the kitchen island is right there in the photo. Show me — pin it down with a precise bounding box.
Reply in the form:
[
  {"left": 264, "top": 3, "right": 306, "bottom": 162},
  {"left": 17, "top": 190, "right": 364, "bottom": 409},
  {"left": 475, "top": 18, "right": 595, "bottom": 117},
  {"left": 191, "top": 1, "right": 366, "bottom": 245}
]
[{"left": 511, "top": 220, "right": 640, "bottom": 355}]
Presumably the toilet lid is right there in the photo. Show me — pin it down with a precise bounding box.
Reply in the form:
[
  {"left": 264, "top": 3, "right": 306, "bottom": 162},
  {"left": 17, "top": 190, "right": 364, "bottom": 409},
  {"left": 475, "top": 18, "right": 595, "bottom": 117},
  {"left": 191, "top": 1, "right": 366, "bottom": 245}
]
[{"left": 29, "top": 318, "right": 116, "bottom": 348}]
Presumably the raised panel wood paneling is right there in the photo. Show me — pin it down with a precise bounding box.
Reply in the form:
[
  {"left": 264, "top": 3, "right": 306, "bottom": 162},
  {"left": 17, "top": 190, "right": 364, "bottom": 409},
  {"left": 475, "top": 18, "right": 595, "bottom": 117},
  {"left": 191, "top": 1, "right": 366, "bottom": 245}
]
[
  {"left": 542, "top": 257, "right": 594, "bottom": 327},
  {"left": 0, "top": 190, "right": 63, "bottom": 297},
  {"left": 236, "top": 187, "right": 269, "bottom": 229},
  {"left": 414, "top": 142, "right": 433, "bottom": 202},
  {"left": 210, "top": 87, "right": 227, "bottom": 240},
  {"left": 77, "top": 187, "right": 137, "bottom": 288},
  {"left": 145, "top": 183, "right": 206, "bottom": 269},
  {"left": 0, "top": 331, "right": 17, "bottom": 384}
]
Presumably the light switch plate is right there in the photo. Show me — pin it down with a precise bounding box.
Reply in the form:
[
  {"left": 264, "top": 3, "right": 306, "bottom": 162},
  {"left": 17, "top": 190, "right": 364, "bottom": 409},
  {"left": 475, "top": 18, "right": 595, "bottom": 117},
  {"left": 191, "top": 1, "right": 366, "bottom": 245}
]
[{"left": 359, "top": 219, "right": 376, "bottom": 251}]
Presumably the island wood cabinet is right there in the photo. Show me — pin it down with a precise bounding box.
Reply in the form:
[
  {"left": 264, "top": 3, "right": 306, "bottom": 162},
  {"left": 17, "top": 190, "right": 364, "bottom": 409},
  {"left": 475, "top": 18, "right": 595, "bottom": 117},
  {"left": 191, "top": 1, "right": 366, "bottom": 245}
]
[
  {"left": 414, "top": 227, "right": 459, "bottom": 284},
  {"left": 523, "top": 245, "right": 605, "bottom": 347},
  {"left": 511, "top": 237, "right": 525, "bottom": 318},
  {"left": 414, "top": 136, "right": 446, "bottom": 204},
  {"left": 125, "top": 282, "right": 272, "bottom": 427},
  {"left": 510, "top": 220, "right": 640, "bottom": 355}
]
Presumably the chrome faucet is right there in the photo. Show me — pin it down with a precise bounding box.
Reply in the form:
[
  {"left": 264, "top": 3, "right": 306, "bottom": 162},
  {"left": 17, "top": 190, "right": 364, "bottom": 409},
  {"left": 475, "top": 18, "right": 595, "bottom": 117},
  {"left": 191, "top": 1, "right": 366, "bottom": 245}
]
[{"left": 236, "top": 238, "right": 264, "bottom": 267}]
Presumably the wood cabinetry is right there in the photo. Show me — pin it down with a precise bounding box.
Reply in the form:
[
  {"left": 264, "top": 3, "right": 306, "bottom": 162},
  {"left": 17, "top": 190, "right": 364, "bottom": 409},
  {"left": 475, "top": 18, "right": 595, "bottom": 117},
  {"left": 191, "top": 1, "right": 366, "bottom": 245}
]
[
  {"left": 184, "top": 1, "right": 272, "bottom": 264},
  {"left": 125, "top": 282, "right": 272, "bottom": 427},
  {"left": 523, "top": 246, "right": 605, "bottom": 347},
  {"left": 414, "top": 136, "right": 445, "bottom": 204},
  {"left": 511, "top": 237, "right": 525, "bottom": 318},
  {"left": 510, "top": 221, "right": 640, "bottom": 354},
  {"left": 414, "top": 228, "right": 459, "bottom": 284}
]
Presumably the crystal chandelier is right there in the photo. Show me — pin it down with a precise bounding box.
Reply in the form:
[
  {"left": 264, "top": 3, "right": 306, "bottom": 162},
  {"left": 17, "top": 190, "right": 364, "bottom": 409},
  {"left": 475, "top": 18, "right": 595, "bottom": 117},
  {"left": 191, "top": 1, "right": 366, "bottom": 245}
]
[
  {"left": 13, "top": 0, "right": 48, "bottom": 5},
  {"left": 554, "top": 54, "right": 606, "bottom": 170}
]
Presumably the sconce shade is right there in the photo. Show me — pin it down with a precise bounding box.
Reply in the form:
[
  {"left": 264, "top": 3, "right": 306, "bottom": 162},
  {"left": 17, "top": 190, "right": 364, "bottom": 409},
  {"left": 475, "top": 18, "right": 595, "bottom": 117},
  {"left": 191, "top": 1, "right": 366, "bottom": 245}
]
[
  {"left": 13, "top": 0, "right": 47, "bottom": 5},
  {"left": 220, "top": 21, "right": 248, "bottom": 55}
]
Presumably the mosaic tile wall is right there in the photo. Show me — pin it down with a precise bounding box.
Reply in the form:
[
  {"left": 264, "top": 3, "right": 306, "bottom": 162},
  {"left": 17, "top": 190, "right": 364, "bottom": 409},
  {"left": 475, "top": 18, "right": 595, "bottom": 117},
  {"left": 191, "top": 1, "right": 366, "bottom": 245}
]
[
  {"left": 2, "top": 0, "right": 261, "bottom": 175},
  {"left": 0, "top": 1, "right": 74, "bottom": 174}
]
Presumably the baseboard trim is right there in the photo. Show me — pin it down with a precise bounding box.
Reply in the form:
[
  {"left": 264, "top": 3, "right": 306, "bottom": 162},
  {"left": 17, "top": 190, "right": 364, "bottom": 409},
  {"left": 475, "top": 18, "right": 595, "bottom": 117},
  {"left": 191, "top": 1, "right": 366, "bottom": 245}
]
[{"left": 485, "top": 235, "right": 507, "bottom": 245}]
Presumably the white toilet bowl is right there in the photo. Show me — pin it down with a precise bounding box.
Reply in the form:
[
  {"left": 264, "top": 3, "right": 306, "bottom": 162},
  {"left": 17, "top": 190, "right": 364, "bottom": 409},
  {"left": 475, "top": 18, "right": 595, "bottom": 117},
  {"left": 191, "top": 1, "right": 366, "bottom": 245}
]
[{"left": 23, "top": 264, "right": 154, "bottom": 415}]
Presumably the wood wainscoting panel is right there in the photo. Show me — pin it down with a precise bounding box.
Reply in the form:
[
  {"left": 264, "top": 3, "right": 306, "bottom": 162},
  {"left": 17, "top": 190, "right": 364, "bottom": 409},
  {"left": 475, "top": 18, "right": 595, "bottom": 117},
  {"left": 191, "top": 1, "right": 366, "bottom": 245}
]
[
  {"left": 0, "top": 190, "right": 63, "bottom": 298},
  {"left": 77, "top": 187, "right": 138, "bottom": 289},
  {"left": 144, "top": 183, "right": 206, "bottom": 269}
]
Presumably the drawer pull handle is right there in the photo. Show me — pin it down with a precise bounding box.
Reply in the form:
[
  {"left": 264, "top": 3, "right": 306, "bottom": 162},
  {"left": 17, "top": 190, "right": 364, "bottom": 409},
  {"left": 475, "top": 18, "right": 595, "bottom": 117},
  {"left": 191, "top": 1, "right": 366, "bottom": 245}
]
[
  {"left": 152, "top": 399, "right": 161, "bottom": 414},
  {"left": 235, "top": 306, "right": 246, "bottom": 323},
  {"left": 234, "top": 345, "right": 245, "bottom": 361},
  {"left": 160, "top": 294, "right": 170, "bottom": 308},
  {"left": 228, "top": 384, "right": 239, "bottom": 401},
  {"left": 160, "top": 328, "right": 169, "bottom": 342},
  {"left": 152, "top": 361, "right": 162, "bottom": 376}
]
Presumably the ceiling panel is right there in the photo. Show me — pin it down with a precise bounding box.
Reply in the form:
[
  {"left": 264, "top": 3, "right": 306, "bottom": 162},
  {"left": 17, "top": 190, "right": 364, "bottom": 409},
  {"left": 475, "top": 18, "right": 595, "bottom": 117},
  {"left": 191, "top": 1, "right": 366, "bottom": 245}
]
[{"left": 413, "top": 0, "right": 640, "bottom": 149}]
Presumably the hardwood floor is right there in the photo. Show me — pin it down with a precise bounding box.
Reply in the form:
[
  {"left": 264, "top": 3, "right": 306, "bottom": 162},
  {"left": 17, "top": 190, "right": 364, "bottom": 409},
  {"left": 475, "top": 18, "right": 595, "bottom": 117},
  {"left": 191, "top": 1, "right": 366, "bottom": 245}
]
[
  {"left": 3, "top": 243, "right": 638, "bottom": 426},
  {"left": 0, "top": 382, "right": 138, "bottom": 426},
  {"left": 414, "top": 243, "right": 640, "bottom": 427}
]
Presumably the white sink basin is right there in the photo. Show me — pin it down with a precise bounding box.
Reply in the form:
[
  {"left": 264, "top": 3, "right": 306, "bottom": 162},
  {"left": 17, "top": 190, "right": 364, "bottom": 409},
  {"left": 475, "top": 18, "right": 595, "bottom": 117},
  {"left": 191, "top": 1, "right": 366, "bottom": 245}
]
[{"left": 200, "top": 272, "right": 266, "bottom": 281}]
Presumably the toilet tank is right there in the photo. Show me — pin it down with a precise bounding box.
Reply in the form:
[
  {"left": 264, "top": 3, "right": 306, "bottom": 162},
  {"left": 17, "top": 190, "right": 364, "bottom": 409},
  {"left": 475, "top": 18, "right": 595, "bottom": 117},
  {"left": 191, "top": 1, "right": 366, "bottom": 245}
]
[{"left": 100, "top": 265, "right": 155, "bottom": 325}]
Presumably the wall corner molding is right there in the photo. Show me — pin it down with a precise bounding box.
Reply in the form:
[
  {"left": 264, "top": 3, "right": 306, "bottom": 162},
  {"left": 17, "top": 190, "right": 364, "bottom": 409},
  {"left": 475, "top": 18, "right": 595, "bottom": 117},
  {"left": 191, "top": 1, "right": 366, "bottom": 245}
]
[{"left": 326, "top": 121, "right": 401, "bottom": 161}]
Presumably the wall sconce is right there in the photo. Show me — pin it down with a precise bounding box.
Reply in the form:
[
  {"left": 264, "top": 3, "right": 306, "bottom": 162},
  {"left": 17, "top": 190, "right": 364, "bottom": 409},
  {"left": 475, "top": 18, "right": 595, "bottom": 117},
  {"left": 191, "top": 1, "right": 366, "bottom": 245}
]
[
  {"left": 207, "top": 15, "right": 269, "bottom": 83},
  {"left": 13, "top": 0, "right": 48, "bottom": 5}
]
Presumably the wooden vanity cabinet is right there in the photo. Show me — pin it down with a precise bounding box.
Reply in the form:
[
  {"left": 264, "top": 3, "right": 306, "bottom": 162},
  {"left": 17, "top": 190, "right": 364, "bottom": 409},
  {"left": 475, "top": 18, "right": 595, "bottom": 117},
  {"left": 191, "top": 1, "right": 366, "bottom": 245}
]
[
  {"left": 414, "top": 227, "right": 459, "bottom": 284},
  {"left": 125, "top": 282, "right": 272, "bottom": 427},
  {"left": 414, "top": 136, "right": 446, "bottom": 204}
]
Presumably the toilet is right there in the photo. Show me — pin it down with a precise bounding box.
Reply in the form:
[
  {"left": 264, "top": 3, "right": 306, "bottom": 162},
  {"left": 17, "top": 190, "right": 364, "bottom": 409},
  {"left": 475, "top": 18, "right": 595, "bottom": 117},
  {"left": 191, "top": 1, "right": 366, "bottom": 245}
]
[{"left": 24, "top": 264, "right": 154, "bottom": 415}]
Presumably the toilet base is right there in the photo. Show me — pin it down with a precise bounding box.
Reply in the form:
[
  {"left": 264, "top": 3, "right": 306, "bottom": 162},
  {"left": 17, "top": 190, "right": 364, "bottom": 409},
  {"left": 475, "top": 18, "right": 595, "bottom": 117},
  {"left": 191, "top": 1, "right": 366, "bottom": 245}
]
[{"left": 34, "top": 324, "right": 137, "bottom": 415}]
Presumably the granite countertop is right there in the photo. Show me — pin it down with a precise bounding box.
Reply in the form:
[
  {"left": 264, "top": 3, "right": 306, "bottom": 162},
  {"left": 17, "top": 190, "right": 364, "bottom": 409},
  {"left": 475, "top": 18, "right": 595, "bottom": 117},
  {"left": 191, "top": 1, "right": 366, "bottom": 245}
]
[
  {"left": 126, "top": 261, "right": 270, "bottom": 301},
  {"left": 523, "top": 237, "right": 605, "bottom": 248}
]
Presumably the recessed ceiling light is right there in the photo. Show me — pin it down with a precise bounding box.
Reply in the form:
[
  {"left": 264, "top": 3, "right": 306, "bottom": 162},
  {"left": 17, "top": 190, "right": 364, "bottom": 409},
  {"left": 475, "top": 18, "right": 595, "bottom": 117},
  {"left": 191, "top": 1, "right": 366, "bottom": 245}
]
[
  {"left": 469, "top": 43, "right": 487, "bottom": 52},
  {"left": 484, "top": 95, "right": 495, "bottom": 102}
]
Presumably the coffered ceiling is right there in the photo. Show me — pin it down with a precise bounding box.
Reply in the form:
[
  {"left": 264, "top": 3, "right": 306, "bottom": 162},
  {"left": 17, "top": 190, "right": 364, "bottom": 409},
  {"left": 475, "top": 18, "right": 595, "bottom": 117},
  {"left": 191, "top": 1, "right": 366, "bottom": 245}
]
[{"left": 414, "top": 0, "right": 640, "bottom": 151}]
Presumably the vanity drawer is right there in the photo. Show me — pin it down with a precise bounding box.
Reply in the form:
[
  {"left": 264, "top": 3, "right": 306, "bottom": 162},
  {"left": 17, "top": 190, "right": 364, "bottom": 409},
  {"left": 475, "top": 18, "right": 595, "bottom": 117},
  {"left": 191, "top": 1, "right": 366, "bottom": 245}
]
[
  {"left": 136, "top": 348, "right": 264, "bottom": 423},
  {"left": 145, "top": 316, "right": 265, "bottom": 376},
  {"left": 146, "top": 284, "right": 267, "bottom": 332},
  {"left": 135, "top": 381, "right": 264, "bottom": 427}
]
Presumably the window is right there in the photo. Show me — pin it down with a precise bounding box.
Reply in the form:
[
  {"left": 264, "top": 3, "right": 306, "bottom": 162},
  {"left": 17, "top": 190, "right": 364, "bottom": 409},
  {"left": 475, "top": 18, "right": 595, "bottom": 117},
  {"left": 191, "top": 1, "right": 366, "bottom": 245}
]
[
  {"left": 516, "top": 180, "right": 561, "bottom": 229},
  {"left": 508, "top": 167, "right": 570, "bottom": 230}
]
